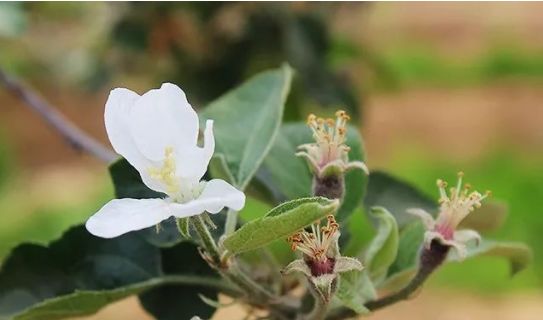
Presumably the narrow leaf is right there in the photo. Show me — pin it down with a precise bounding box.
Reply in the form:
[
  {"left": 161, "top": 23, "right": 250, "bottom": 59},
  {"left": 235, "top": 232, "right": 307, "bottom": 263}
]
[
  {"left": 364, "top": 207, "right": 399, "bottom": 283},
  {"left": 223, "top": 197, "right": 339, "bottom": 254}
]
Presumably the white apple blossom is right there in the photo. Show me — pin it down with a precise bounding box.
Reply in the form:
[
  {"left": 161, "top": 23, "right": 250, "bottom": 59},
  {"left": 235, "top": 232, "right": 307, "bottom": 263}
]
[
  {"left": 408, "top": 172, "right": 490, "bottom": 259},
  {"left": 86, "top": 83, "right": 245, "bottom": 238}
]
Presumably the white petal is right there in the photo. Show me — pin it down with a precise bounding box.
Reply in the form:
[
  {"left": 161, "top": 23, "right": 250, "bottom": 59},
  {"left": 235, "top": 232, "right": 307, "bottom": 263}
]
[
  {"left": 345, "top": 160, "right": 370, "bottom": 175},
  {"left": 105, "top": 88, "right": 169, "bottom": 194},
  {"left": 454, "top": 229, "right": 481, "bottom": 246},
  {"left": 104, "top": 88, "right": 149, "bottom": 170},
  {"left": 130, "top": 83, "right": 199, "bottom": 161},
  {"left": 425, "top": 231, "right": 468, "bottom": 260},
  {"left": 86, "top": 198, "right": 170, "bottom": 238},
  {"left": 423, "top": 230, "right": 442, "bottom": 249},
  {"left": 282, "top": 259, "right": 312, "bottom": 277},
  {"left": 174, "top": 119, "right": 215, "bottom": 181},
  {"left": 334, "top": 257, "right": 364, "bottom": 274},
  {"left": 170, "top": 179, "right": 245, "bottom": 218},
  {"left": 407, "top": 208, "right": 436, "bottom": 230},
  {"left": 445, "top": 240, "right": 468, "bottom": 260}
]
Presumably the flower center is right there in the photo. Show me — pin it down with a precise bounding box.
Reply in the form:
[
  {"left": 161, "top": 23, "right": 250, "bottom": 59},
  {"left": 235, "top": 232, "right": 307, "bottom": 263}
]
[
  {"left": 306, "top": 257, "right": 336, "bottom": 277},
  {"left": 288, "top": 215, "right": 339, "bottom": 264},
  {"left": 148, "top": 146, "right": 181, "bottom": 196},
  {"left": 436, "top": 172, "right": 491, "bottom": 229},
  {"left": 306, "top": 111, "right": 351, "bottom": 166}
]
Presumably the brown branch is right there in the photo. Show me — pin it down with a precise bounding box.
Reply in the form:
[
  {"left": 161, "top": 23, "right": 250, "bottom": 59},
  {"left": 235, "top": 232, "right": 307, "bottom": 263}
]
[{"left": 0, "top": 68, "right": 117, "bottom": 163}]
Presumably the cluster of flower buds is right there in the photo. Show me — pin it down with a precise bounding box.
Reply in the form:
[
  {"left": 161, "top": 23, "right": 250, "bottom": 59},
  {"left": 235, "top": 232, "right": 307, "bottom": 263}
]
[
  {"left": 297, "top": 110, "right": 368, "bottom": 200},
  {"left": 283, "top": 215, "right": 363, "bottom": 303}
]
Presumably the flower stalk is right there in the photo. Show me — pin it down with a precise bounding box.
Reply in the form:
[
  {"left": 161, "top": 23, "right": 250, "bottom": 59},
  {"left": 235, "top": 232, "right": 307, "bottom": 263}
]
[
  {"left": 283, "top": 215, "right": 363, "bottom": 319},
  {"left": 188, "top": 211, "right": 297, "bottom": 318},
  {"left": 365, "top": 240, "right": 449, "bottom": 311},
  {"left": 191, "top": 214, "right": 222, "bottom": 267}
]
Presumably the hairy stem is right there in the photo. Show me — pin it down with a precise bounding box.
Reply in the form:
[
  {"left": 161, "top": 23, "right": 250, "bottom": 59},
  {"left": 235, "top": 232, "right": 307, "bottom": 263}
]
[
  {"left": 305, "top": 298, "right": 328, "bottom": 320},
  {"left": 368, "top": 241, "right": 449, "bottom": 311},
  {"left": 192, "top": 214, "right": 221, "bottom": 264},
  {"left": 190, "top": 213, "right": 297, "bottom": 318},
  {"left": 224, "top": 209, "right": 238, "bottom": 236},
  {"left": 0, "top": 68, "right": 116, "bottom": 163}
]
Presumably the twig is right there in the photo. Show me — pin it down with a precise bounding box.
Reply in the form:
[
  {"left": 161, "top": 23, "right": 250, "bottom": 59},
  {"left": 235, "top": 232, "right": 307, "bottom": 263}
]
[
  {"left": 327, "top": 242, "right": 450, "bottom": 320},
  {"left": 0, "top": 68, "right": 117, "bottom": 163}
]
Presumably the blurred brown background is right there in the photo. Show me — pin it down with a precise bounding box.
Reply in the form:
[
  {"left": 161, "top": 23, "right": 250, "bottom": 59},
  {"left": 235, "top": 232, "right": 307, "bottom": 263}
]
[{"left": 1, "top": 2, "right": 543, "bottom": 319}]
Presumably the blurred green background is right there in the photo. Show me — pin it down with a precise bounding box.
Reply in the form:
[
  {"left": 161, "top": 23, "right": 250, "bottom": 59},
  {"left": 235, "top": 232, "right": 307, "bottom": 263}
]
[{"left": 1, "top": 2, "right": 542, "bottom": 319}]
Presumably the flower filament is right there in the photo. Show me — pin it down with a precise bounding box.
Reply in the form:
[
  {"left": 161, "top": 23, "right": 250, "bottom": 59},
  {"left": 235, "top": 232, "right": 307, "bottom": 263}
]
[
  {"left": 435, "top": 171, "right": 491, "bottom": 237},
  {"left": 288, "top": 215, "right": 339, "bottom": 262},
  {"left": 306, "top": 110, "right": 351, "bottom": 166},
  {"left": 148, "top": 146, "right": 181, "bottom": 196}
]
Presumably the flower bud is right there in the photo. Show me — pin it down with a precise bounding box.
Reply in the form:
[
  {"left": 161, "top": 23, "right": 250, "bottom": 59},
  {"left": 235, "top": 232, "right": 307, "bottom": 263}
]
[
  {"left": 408, "top": 172, "right": 489, "bottom": 259},
  {"left": 297, "top": 110, "right": 368, "bottom": 200},
  {"left": 282, "top": 215, "right": 363, "bottom": 303}
]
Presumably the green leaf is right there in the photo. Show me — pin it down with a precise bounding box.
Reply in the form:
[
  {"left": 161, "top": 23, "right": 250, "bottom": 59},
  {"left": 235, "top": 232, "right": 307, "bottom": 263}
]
[
  {"left": 334, "top": 271, "right": 375, "bottom": 315},
  {"left": 255, "top": 124, "right": 312, "bottom": 201},
  {"left": 448, "top": 240, "right": 532, "bottom": 276},
  {"left": 223, "top": 197, "right": 339, "bottom": 254},
  {"left": 109, "top": 159, "right": 182, "bottom": 248},
  {"left": 0, "top": 3, "right": 26, "bottom": 37},
  {"left": 201, "top": 65, "right": 293, "bottom": 190},
  {"left": 256, "top": 123, "right": 367, "bottom": 222},
  {"left": 364, "top": 207, "right": 399, "bottom": 283},
  {"left": 379, "top": 222, "right": 423, "bottom": 291},
  {"left": 139, "top": 243, "right": 219, "bottom": 320},
  {"left": 460, "top": 201, "right": 508, "bottom": 232},
  {"left": 0, "top": 227, "right": 224, "bottom": 320},
  {"left": 364, "top": 172, "right": 436, "bottom": 229},
  {"left": 0, "top": 226, "right": 159, "bottom": 320}
]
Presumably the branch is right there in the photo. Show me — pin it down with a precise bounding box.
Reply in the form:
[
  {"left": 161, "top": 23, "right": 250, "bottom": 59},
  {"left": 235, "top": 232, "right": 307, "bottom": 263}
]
[
  {"left": 327, "top": 242, "right": 450, "bottom": 320},
  {"left": 0, "top": 68, "right": 117, "bottom": 163}
]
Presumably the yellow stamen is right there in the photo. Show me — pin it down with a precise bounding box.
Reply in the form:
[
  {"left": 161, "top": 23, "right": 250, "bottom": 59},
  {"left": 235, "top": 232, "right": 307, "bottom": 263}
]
[
  {"left": 287, "top": 215, "right": 339, "bottom": 262},
  {"left": 148, "top": 146, "right": 180, "bottom": 195}
]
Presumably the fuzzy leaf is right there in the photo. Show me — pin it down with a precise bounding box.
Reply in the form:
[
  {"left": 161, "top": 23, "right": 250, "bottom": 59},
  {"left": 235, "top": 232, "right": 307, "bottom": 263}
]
[
  {"left": 335, "top": 270, "right": 375, "bottom": 315},
  {"left": 380, "top": 222, "right": 424, "bottom": 291},
  {"left": 223, "top": 197, "right": 339, "bottom": 254},
  {"left": 201, "top": 65, "right": 293, "bottom": 190},
  {"left": 448, "top": 240, "right": 532, "bottom": 276},
  {"left": 364, "top": 172, "right": 436, "bottom": 228},
  {"left": 364, "top": 207, "right": 399, "bottom": 283},
  {"left": 460, "top": 201, "right": 508, "bottom": 232}
]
